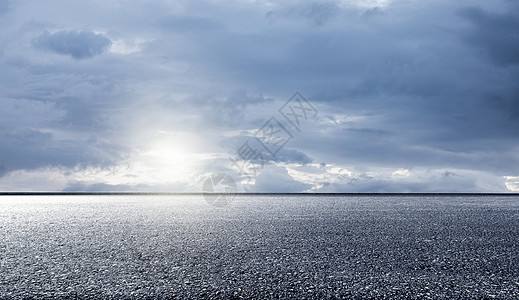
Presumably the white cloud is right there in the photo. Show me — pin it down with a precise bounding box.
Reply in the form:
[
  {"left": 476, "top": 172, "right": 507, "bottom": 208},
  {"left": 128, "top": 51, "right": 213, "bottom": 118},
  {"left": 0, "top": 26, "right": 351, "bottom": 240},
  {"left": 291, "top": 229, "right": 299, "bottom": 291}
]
[
  {"left": 505, "top": 176, "right": 519, "bottom": 192},
  {"left": 339, "top": 0, "right": 393, "bottom": 9},
  {"left": 110, "top": 38, "right": 148, "bottom": 54},
  {"left": 392, "top": 168, "right": 411, "bottom": 177},
  {"left": 247, "top": 165, "right": 312, "bottom": 192}
]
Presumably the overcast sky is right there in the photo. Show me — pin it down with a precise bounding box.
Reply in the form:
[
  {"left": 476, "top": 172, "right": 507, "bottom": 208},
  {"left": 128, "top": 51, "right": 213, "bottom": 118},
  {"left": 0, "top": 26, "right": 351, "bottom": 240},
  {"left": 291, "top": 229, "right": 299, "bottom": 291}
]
[{"left": 0, "top": 0, "right": 518, "bottom": 192}]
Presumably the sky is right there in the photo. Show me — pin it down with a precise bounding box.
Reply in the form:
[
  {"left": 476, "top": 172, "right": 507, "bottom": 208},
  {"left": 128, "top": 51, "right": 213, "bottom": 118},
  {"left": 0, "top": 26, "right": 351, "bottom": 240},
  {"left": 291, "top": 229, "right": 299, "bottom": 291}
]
[{"left": 0, "top": 0, "right": 518, "bottom": 193}]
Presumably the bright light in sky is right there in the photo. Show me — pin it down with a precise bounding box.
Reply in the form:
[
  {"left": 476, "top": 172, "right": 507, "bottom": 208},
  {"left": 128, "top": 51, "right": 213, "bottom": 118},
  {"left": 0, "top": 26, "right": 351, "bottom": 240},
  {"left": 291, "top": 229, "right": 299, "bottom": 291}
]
[{"left": 138, "top": 142, "right": 196, "bottom": 183}]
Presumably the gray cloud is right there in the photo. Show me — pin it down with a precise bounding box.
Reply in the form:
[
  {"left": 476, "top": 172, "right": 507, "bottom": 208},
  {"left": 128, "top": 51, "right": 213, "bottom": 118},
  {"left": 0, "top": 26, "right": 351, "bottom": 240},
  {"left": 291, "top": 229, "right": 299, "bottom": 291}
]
[
  {"left": 459, "top": 6, "right": 519, "bottom": 66},
  {"left": 0, "top": 127, "right": 127, "bottom": 173},
  {"left": 266, "top": 2, "right": 339, "bottom": 26},
  {"left": 0, "top": 0, "right": 517, "bottom": 192},
  {"left": 0, "top": 0, "right": 9, "bottom": 15},
  {"left": 159, "top": 15, "right": 224, "bottom": 32},
  {"left": 263, "top": 148, "right": 313, "bottom": 165},
  {"left": 32, "top": 30, "right": 112, "bottom": 60}
]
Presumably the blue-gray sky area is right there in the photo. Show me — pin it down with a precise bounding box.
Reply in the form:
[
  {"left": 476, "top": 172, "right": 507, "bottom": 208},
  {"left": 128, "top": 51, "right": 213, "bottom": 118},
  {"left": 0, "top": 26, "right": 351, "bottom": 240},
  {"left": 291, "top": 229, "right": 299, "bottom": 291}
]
[{"left": 0, "top": 0, "right": 518, "bottom": 192}]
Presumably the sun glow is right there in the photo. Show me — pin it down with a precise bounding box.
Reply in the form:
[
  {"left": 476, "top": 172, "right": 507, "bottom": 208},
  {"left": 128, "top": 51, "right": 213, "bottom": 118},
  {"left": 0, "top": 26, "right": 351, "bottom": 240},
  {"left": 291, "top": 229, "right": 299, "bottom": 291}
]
[
  {"left": 130, "top": 131, "right": 203, "bottom": 185},
  {"left": 140, "top": 145, "right": 194, "bottom": 183}
]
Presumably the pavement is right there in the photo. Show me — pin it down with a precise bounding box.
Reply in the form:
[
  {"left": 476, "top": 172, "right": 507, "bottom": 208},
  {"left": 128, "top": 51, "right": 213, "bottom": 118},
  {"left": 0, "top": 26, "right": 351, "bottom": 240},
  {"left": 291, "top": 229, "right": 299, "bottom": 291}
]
[{"left": 0, "top": 195, "right": 518, "bottom": 299}]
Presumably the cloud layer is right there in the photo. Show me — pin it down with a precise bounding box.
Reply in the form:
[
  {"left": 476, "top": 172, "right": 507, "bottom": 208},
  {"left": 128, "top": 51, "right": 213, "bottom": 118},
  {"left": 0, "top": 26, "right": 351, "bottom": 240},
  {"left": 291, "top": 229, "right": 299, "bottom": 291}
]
[
  {"left": 32, "top": 30, "right": 112, "bottom": 60},
  {"left": 0, "top": 0, "right": 517, "bottom": 192}
]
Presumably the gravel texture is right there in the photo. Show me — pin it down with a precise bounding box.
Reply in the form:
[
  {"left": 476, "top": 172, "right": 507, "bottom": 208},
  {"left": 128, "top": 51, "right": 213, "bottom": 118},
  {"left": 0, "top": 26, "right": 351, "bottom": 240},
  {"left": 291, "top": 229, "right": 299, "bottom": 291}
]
[{"left": 1, "top": 195, "right": 518, "bottom": 299}]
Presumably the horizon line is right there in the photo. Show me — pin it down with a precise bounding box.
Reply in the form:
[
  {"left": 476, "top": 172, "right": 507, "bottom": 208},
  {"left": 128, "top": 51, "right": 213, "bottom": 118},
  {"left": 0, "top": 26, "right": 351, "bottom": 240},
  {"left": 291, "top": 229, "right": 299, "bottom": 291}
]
[{"left": 0, "top": 192, "right": 518, "bottom": 196}]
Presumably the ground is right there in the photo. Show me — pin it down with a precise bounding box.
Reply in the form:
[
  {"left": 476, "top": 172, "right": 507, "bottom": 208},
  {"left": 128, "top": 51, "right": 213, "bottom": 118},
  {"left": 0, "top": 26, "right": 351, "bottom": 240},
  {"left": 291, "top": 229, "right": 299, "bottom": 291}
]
[{"left": 0, "top": 195, "right": 518, "bottom": 299}]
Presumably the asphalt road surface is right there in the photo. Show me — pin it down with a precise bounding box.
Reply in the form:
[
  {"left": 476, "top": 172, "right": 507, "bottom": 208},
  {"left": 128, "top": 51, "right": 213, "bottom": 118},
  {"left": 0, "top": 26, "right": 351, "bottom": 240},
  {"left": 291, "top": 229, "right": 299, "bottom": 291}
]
[{"left": 1, "top": 195, "right": 518, "bottom": 299}]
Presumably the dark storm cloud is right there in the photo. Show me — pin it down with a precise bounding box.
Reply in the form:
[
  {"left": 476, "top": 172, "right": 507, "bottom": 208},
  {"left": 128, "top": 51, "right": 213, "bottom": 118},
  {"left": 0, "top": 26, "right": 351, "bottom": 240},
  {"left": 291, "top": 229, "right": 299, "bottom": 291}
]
[
  {"left": 32, "top": 30, "right": 112, "bottom": 60},
  {"left": 175, "top": 2, "right": 518, "bottom": 189},
  {"left": 458, "top": 6, "right": 519, "bottom": 66},
  {"left": 292, "top": 115, "right": 519, "bottom": 177}
]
